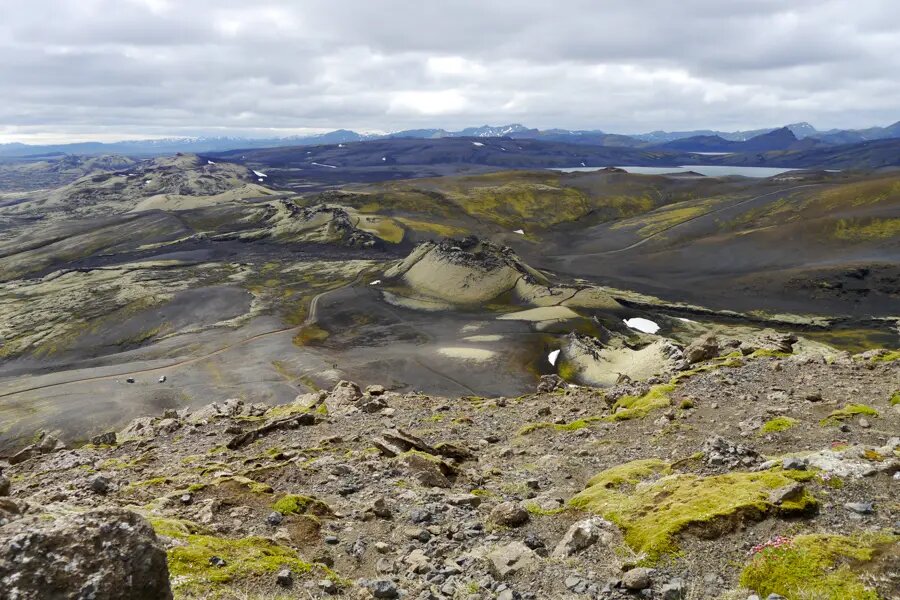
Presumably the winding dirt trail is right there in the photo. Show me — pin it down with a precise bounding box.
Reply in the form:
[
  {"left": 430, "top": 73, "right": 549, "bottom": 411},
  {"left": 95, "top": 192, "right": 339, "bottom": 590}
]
[{"left": 0, "top": 277, "right": 360, "bottom": 400}]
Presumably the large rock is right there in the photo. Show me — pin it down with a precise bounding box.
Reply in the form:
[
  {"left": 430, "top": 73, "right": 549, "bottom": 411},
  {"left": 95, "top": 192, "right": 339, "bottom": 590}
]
[
  {"left": 0, "top": 508, "right": 172, "bottom": 599},
  {"left": 329, "top": 380, "right": 362, "bottom": 405},
  {"left": 551, "top": 517, "right": 616, "bottom": 558},
  {"left": 396, "top": 452, "right": 453, "bottom": 488},
  {"left": 486, "top": 541, "right": 537, "bottom": 578},
  {"left": 488, "top": 502, "right": 529, "bottom": 527},
  {"left": 684, "top": 333, "right": 719, "bottom": 364}
]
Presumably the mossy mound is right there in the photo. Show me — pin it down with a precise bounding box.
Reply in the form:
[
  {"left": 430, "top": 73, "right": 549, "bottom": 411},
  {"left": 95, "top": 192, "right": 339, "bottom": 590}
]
[
  {"left": 740, "top": 532, "right": 898, "bottom": 600},
  {"left": 606, "top": 383, "right": 676, "bottom": 421},
  {"left": 149, "top": 517, "right": 333, "bottom": 595},
  {"left": 820, "top": 404, "right": 879, "bottom": 426},
  {"left": 272, "top": 494, "right": 333, "bottom": 517},
  {"left": 759, "top": 416, "right": 799, "bottom": 435},
  {"left": 570, "top": 460, "right": 818, "bottom": 559}
]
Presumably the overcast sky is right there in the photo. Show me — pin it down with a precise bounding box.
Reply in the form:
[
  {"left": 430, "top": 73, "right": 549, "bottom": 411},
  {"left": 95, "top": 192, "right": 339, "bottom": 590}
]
[{"left": 2, "top": 0, "right": 899, "bottom": 143}]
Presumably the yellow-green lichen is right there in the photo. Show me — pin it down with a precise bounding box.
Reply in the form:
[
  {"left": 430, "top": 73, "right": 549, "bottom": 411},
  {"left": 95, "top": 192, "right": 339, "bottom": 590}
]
[
  {"left": 739, "top": 532, "right": 897, "bottom": 600},
  {"left": 570, "top": 461, "right": 817, "bottom": 559},
  {"left": 272, "top": 494, "right": 332, "bottom": 516},
  {"left": 759, "top": 416, "right": 799, "bottom": 435},
  {"left": 820, "top": 404, "right": 879, "bottom": 426},
  {"left": 605, "top": 383, "right": 676, "bottom": 421}
]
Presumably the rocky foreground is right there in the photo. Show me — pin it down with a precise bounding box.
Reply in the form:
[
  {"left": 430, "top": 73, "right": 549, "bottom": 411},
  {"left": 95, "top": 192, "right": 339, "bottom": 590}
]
[{"left": 0, "top": 336, "right": 898, "bottom": 599}]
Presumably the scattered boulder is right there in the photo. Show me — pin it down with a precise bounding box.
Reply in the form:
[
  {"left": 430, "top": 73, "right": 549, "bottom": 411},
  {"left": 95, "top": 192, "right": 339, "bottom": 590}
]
[
  {"left": 0, "top": 476, "right": 9, "bottom": 497},
  {"left": 330, "top": 380, "right": 362, "bottom": 404},
  {"left": 621, "top": 567, "right": 653, "bottom": 590},
  {"left": 486, "top": 541, "right": 538, "bottom": 578},
  {"left": 703, "top": 435, "right": 760, "bottom": 469},
  {"left": 684, "top": 333, "right": 719, "bottom": 364},
  {"left": 0, "top": 508, "right": 172, "bottom": 599},
  {"left": 396, "top": 451, "right": 454, "bottom": 488},
  {"left": 537, "top": 374, "right": 565, "bottom": 393},
  {"left": 551, "top": 517, "right": 615, "bottom": 558},
  {"left": 89, "top": 474, "right": 111, "bottom": 495},
  {"left": 488, "top": 502, "right": 529, "bottom": 527},
  {"left": 90, "top": 431, "right": 117, "bottom": 446}
]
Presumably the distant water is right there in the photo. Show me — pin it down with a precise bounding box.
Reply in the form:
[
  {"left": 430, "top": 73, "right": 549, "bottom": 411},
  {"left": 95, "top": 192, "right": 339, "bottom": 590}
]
[{"left": 554, "top": 165, "right": 799, "bottom": 178}]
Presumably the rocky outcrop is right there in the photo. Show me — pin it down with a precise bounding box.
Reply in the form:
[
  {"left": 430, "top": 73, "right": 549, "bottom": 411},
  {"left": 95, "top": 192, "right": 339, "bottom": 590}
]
[
  {"left": 385, "top": 236, "right": 547, "bottom": 304},
  {"left": 0, "top": 509, "right": 172, "bottom": 600}
]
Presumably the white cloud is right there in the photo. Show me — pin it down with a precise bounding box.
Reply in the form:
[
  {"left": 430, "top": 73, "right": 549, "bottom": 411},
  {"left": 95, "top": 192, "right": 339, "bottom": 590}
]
[{"left": 0, "top": 0, "right": 898, "bottom": 142}]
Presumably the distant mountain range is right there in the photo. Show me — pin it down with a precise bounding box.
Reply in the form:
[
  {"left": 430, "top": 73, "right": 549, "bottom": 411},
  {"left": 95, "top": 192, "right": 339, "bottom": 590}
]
[{"left": 1, "top": 121, "right": 899, "bottom": 158}]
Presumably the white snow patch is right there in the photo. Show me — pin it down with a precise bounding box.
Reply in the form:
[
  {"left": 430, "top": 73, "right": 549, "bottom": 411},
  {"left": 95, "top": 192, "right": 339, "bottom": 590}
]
[
  {"left": 369, "top": 279, "right": 382, "bottom": 285},
  {"left": 580, "top": 162, "right": 586, "bottom": 167},
  {"left": 548, "top": 349, "right": 561, "bottom": 366},
  {"left": 311, "top": 162, "right": 338, "bottom": 169},
  {"left": 258, "top": 178, "right": 264, "bottom": 182},
  {"left": 207, "top": 160, "right": 216, "bottom": 165},
  {"left": 623, "top": 318, "right": 660, "bottom": 334},
  {"left": 676, "top": 317, "right": 696, "bottom": 323},
  {"left": 253, "top": 170, "right": 267, "bottom": 178},
  {"left": 381, "top": 157, "right": 386, "bottom": 161},
  {"left": 513, "top": 229, "right": 525, "bottom": 235},
  {"left": 338, "top": 143, "right": 345, "bottom": 148},
  {"left": 471, "top": 142, "right": 485, "bottom": 147},
  {"left": 500, "top": 147, "right": 507, "bottom": 151}
]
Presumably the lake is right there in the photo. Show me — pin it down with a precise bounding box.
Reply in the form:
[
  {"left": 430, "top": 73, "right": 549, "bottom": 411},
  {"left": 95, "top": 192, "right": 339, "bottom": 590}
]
[{"left": 554, "top": 165, "right": 799, "bottom": 178}]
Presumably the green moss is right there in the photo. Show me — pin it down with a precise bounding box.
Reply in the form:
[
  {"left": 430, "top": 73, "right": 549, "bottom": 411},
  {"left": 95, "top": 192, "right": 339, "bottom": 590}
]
[
  {"left": 272, "top": 494, "right": 332, "bottom": 516},
  {"left": 759, "top": 416, "right": 799, "bottom": 435},
  {"left": 820, "top": 404, "right": 879, "bottom": 426},
  {"left": 523, "top": 502, "right": 567, "bottom": 516},
  {"left": 750, "top": 349, "right": 792, "bottom": 358},
  {"left": 571, "top": 461, "right": 817, "bottom": 559},
  {"left": 214, "top": 475, "right": 274, "bottom": 494},
  {"left": 125, "top": 476, "right": 172, "bottom": 491},
  {"left": 740, "top": 533, "right": 897, "bottom": 600},
  {"left": 517, "top": 416, "right": 603, "bottom": 435},
  {"left": 869, "top": 350, "right": 900, "bottom": 363},
  {"left": 604, "top": 383, "right": 675, "bottom": 421},
  {"left": 583, "top": 459, "right": 671, "bottom": 489}
]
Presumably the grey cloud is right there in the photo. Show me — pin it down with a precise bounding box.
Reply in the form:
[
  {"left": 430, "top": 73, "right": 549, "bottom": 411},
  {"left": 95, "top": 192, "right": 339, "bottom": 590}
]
[{"left": 0, "top": 0, "right": 898, "bottom": 142}]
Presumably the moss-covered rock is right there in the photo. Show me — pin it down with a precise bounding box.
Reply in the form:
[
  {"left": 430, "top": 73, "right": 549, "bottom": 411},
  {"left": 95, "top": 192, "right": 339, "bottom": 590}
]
[
  {"left": 739, "top": 532, "right": 898, "bottom": 600},
  {"left": 149, "top": 517, "right": 334, "bottom": 595},
  {"left": 759, "top": 416, "right": 799, "bottom": 435},
  {"left": 272, "top": 494, "right": 332, "bottom": 517},
  {"left": 570, "top": 460, "right": 818, "bottom": 559},
  {"left": 820, "top": 404, "right": 879, "bottom": 426}
]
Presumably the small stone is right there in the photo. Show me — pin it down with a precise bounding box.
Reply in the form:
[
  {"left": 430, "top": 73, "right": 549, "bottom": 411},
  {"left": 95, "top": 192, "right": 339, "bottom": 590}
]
[
  {"left": 488, "top": 502, "right": 529, "bottom": 527},
  {"left": 660, "top": 579, "right": 685, "bottom": 600},
  {"left": 90, "top": 431, "right": 117, "bottom": 446},
  {"left": 781, "top": 457, "right": 807, "bottom": 471},
  {"left": 318, "top": 578, "right": 337, "bottom": 594},
  {"left": 374, "top": 541, "right": 390, "bottom": 554},
  {"left": 368, "top": 497, "right": 392, "bottom": 519},
  {"left": 267, "top": 511, "right": 284, "bottom": 526},
  {"left": 0, "top": 475, "right": 10, "bottom": 497},
  {"left": 208, "top": 556, "right": 227, "bottom": 568},
  {"left": 324, "top": 535, "right": 339, "bottom": 545},
  {"left": 552, "top": 517, "right": 613, "bottom": 558},
  {"left": 89, "top": 475, "right": 111, "bottom": 495},
  {"left": 769, "top": 483, "right": 804, "bottom": 505},
  {"left": 766, "top": 595, "right": 787, "bottom": 600},
  {"left": 366, "top": 384, "right": 386, "bottom": 396},
  {"left": 844, "top": 501, "right": 874, "bottom": 515},
  {"left": 621, "top": 567, "right": 653, "bottom": 590},
  {"left": 370, "top": 579, "right": 399, "bottom": 598},
  {"left": 180, "top": 493, "right": 193, "bottom": 505},
  {"left": 858, "top": 417, "right": 871, "bottom": 428},
  {"left": 276, "top": 569, "right": 293, "bottom": 587}
]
